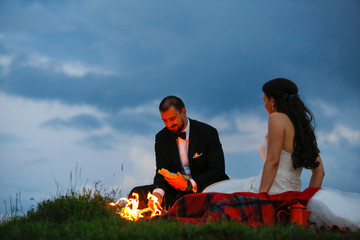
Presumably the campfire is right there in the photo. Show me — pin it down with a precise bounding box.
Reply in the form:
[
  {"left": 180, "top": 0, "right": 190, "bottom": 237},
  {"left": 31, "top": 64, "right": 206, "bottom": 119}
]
[{"left": 109, "top": 192, "right": 163, "bottom": 221}]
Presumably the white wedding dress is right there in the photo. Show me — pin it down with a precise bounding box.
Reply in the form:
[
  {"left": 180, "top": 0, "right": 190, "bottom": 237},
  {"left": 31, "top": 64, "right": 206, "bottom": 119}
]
[{"left": 203, "top": 139, "right": 360, "bottom": 231}]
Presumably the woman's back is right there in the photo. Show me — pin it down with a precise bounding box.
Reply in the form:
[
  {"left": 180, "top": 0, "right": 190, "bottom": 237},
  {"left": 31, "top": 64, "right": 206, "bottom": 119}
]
[{"left": 266, "top": 112, "right": 295, "bottom": 153}]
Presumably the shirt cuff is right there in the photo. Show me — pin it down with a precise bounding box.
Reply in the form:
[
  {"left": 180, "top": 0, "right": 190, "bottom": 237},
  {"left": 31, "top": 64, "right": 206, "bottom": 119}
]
[
  {"left": 190, "top": 179, "right": 197, "bottom": 193},
  {"left": 152, "top": 188, "right": 165, "bottom": 197}
]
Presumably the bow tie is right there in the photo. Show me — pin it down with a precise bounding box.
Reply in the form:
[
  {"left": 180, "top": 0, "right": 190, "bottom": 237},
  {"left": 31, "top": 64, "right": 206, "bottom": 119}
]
[{"left": 172, "top": 131, "right": 186, "bottom": 140}]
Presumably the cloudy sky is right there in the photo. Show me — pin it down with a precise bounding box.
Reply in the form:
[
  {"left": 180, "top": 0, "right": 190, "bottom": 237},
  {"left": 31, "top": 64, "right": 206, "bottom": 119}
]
[{"left": 1, "top": 0, "right": 359, "bottom": 214}]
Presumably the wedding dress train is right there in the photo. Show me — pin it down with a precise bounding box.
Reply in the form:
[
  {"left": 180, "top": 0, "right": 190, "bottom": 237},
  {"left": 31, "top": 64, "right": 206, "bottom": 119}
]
[{"left": 203, "top": 139, "right": 360, "bottom": 230}]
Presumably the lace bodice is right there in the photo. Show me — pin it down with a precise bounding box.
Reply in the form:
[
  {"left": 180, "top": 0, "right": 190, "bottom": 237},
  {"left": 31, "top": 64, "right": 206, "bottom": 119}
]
[{"left": 259, "top": 139, "right": 302, "bottom": 194}]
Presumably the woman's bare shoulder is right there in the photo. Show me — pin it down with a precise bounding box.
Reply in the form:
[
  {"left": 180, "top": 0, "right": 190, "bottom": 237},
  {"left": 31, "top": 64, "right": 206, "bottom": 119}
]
[
  {"left": 269, "top": 112, "right": 288, "bottom": 121},
  {"left": 268, "top": 112, "right": 293, "bottom": 129}
]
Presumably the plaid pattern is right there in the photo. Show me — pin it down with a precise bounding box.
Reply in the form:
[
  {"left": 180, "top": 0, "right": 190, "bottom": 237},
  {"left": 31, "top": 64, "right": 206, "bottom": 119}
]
[{"left": 166, "top": 187, "right": 320, "bottom": 226}]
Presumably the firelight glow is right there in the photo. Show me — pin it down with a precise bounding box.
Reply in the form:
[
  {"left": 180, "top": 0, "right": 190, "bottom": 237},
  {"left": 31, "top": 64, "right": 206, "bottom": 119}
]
[{"left": 110, "top": 192, "right": 163, "bottom": 221}]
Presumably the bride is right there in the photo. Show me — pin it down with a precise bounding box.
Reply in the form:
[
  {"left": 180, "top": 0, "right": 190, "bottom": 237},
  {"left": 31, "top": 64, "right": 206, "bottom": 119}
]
[{"left": 203, "top": 78, "right": 360, "bottom": 231}]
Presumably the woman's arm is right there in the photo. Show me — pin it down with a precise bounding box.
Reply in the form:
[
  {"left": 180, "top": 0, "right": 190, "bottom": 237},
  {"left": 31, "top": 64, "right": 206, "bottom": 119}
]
[
  {"left": 259, "top": 113, "right": 284, "bottom": 193},
  {"left": 309, "top": 155, "right": 325, "bottom": 188}
]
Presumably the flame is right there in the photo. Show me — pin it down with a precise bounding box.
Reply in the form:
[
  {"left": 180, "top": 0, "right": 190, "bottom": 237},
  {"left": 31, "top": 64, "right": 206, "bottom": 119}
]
[{"left": 109, "top": 192, "right": 163, "bottom": 221}]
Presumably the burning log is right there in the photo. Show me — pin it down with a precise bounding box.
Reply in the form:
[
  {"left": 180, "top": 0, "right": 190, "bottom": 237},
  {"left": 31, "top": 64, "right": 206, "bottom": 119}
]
[{"left": 109, "top": 192, "right": 163, "bottom": 221}]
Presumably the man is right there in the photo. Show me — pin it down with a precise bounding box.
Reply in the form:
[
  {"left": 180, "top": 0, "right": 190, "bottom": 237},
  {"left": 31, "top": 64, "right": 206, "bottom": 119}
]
[{"left": 129, "top": 96, "right": 229, "bottom": 210}]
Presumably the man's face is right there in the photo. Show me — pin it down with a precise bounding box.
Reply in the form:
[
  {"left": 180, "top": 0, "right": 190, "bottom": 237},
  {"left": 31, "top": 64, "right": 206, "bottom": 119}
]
[{"left": 160, "top": 106, "right": 187, "bottom": 134}]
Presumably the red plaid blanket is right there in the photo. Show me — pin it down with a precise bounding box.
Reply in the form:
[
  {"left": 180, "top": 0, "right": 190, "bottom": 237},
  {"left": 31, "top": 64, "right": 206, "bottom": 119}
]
[{"left": 165, "top": 187, "right": 320, "bottom": 226}]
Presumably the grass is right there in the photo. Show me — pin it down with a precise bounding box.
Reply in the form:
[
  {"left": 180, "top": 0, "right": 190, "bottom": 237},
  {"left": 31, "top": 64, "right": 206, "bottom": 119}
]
[
  {"left": 1, "top": 188, "right": 359, "bottom": 240},
  {"left": 1, "top": 165, "right": 359, "bottom": 240}
]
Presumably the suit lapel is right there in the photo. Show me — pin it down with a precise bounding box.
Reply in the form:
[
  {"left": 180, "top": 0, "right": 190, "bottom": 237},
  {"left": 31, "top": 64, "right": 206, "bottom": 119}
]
[{"left": 188, "top": 119, "right": 198, "bottom": 166}]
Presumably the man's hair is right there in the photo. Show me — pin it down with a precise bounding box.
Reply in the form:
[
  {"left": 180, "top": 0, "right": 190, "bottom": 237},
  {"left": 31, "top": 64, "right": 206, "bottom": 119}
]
[{"left": 159, "top": 96, "right": 185, "bottom": 112}]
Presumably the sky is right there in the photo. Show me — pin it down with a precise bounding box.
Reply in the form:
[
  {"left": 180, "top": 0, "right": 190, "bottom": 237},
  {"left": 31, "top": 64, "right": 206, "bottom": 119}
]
[{"left": 0, "top": 0, "right": 359, "bottom": 215}]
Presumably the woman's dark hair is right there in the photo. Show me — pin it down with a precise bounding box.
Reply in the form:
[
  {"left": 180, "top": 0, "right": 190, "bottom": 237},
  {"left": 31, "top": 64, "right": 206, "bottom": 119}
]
[
  {"left": 159, "top": 95, "right": 185, "bottom": 112},
  {"left": 262, "top": 78, "right": 320, "bottom": 169}
]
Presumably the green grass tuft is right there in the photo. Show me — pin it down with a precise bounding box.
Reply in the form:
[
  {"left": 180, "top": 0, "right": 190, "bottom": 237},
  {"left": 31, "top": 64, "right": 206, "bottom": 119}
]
[
  {"left": 1, "top": 181, "right": 359, "bottom": 240},
  {"left": 25, "top": 193, "right": 114, "bottom": 224}
]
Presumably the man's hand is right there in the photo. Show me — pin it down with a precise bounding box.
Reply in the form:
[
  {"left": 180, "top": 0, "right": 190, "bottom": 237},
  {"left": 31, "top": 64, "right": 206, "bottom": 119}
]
[
  {"left": 165, "top": 172, "right": 188, "bottom": 191},
  {"left": 148, "top": 192, "right": 163, "bottom": 212}
]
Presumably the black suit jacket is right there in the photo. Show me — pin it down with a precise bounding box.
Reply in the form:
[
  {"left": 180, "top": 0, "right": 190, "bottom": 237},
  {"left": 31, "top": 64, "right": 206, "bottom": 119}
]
[{"left": 153, "top": 118, "right": 229, "bottom": 195}]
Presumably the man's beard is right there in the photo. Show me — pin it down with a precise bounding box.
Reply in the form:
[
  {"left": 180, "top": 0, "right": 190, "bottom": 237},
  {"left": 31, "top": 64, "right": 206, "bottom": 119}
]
[{"left": 173, "top": 121, "right": 185, "bottom": 135}]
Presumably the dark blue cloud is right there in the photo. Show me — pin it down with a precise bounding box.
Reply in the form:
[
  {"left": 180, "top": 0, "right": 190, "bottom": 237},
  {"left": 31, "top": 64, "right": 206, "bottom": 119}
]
[
  {"left": 105, "top": 113, "right": 162, "bottom": 136},
  {"left": 78, "top": 134, "right": 116, "bottom": 150},
  {"left": 0, "top": 0, "right": 358, "bottom": 118},
  {"left": 41, "top": 114, "right": 102, "bottom": 131},
  {"left": 0, "top": 132, "right": 22, "bottom": 147}
]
